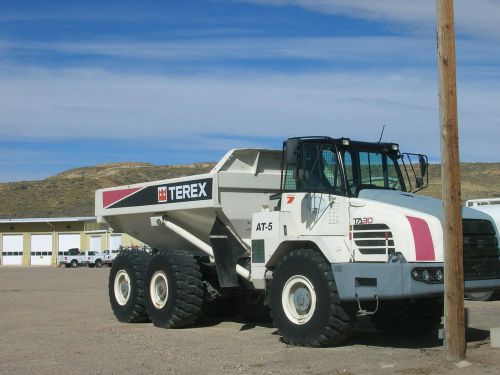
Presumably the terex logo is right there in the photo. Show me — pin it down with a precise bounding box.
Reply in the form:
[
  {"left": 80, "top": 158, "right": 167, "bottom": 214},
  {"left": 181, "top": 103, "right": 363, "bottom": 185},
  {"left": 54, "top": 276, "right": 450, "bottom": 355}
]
[
  {"left": 157, "top": 181, "right": 208, "bottom": 203},
  {"left": 158, "top": 187, "right": 167, "bottom": 202}
]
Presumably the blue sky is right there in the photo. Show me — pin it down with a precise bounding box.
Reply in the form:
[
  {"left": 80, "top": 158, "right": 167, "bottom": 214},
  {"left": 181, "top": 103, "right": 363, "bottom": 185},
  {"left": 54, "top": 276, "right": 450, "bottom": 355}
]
[{"left": 0, "top": 0, "right": 499, "bottom": 182}]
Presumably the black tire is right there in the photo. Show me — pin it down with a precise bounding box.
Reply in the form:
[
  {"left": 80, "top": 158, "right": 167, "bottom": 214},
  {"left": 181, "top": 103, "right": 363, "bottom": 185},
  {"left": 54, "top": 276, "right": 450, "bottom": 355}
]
[
  {"left": 145, "top": 251, "right": 203, "bottom": 328},
  {"left": 371, "top": 298, "right": 443, "bottom": 336},
  {"left": 267, "top": 248, "right": 352, "bottom": 347},
  {"left": 238, "top": 290, "right": 272, "bottom": 323},
  {"left": 70, "top": 260, "right": 78, "bottom": 268},
  {"left": 95, "top": 259, "right": 103, "bottom": 268},
  {"left": 109, "top": 250, "right": 151, "bottom": 323},
  {"left": 466, "top": 291, "right": 495, "bottom": 301}
]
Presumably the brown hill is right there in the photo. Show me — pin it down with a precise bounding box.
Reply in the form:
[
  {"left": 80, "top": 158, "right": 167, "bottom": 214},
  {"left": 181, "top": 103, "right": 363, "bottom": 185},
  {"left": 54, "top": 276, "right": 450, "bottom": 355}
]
[
  {"left": 0, "top": 162, "right": 498, "bottom": 218},
  {"left": 0, "top": 162, "right": 215, "bottom": 218}
]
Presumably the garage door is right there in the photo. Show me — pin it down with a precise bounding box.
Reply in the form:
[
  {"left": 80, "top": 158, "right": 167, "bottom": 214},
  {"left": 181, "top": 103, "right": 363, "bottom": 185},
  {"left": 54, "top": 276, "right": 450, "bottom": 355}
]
[
  {"left": 58, "top": 234, "right": 81, "bottom": 255},
  {"left": 31, "top": 234, "right": 53, "bottom": 266},
  {"left": 90, "top": 235, "right": 102, "bottom": 252},
  {"left": 109, "top": 234, "right": 122, "bottom": 250},
  {"left": 2, "top": 234, "right": 24, "bottom": 266}
]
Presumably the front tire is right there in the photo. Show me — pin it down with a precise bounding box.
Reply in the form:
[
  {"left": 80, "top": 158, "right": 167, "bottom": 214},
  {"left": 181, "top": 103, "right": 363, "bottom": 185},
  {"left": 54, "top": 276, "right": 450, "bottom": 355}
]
[
  {"left": 145, "top": 251, "right": 203, "bottom": 328},
  {"left": 109, "top": 250, "right": 151, "bottom": 323},
  {"left": 267, "top": 248, "right": 352, "bottom": 347},
  {"left": 70, "top": 260, "right": 78, "bottom": 268}
]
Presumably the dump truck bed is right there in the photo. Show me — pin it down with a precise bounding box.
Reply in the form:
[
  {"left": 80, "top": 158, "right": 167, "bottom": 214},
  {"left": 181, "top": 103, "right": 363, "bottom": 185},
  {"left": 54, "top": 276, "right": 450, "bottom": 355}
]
[{"left": 95, "top": 148, "right": 282, "bottom": 251}]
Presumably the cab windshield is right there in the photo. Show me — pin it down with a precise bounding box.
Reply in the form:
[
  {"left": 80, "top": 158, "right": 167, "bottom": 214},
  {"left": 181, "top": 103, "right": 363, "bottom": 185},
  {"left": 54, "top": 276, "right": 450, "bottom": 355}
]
[{"left": 342, "top": 148, "right": 407, "bottom": 196}]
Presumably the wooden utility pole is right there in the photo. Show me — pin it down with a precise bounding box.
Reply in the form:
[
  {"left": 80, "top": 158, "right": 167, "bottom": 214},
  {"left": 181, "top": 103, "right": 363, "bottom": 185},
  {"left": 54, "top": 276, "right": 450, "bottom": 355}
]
[{"left": 436, "top": 0, "right": 466, "bottom": 361}]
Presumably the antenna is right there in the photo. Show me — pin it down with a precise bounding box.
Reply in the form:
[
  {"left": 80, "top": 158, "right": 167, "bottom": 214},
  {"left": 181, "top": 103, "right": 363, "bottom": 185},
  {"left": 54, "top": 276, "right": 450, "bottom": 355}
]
[{"left": 377, "top": 124, "right": 386, "bottom": 143}]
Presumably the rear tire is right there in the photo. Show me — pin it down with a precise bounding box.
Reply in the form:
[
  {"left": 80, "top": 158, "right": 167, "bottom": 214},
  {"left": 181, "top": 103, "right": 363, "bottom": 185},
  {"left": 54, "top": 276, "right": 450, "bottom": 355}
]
[
  {"left": 109, "top": 250, "right": 151, "bottom": 323},
  {"left": 95, "top": 259, "right": 103, "bottom": 268},
  {"left": 70, "top": 260, "right": 78, "bottom": 268},
  {"left": 267, "top": 248, "right": 352, "bottom": 347},
  {"left": 371, "top": 298, "right": 443, "bottom": 336},
  {"left": 145, "top": 251, "right": 203, "bottom": 328}
]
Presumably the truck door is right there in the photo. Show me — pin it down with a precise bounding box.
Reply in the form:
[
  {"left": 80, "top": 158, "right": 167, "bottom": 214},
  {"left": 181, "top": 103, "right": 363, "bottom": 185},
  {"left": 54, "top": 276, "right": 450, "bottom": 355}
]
[
  {"left": 299, "top": 145, "right": 350, "bottom": 238},
  {"left": 345, "top": 150, "right": 393, "bottom": 262}
]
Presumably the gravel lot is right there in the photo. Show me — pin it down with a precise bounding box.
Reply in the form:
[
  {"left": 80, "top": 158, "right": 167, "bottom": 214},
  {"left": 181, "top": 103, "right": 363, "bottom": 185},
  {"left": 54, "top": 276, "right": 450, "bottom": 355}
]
[{"left": 0, "top": 267, "right": 499, "bottom": 375}]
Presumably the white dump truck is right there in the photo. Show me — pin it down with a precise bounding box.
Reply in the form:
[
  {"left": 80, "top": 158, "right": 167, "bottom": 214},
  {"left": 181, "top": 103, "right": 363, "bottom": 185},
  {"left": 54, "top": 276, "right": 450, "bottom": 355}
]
[{"left": 96, "top": 137, "right": 500, "bottom": 347}]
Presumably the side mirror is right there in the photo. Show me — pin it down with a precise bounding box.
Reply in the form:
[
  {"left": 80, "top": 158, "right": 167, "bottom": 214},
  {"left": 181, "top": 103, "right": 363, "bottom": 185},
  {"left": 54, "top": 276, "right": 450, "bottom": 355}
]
[
  {"left": 285, "top": 139, "right": 298, "bottom": 165},
  {"left": 419, "top": 154, "right": 428, "bottom": 178},
  {"left": 284, "top": 139, "right": 299, "bottom": 180}
]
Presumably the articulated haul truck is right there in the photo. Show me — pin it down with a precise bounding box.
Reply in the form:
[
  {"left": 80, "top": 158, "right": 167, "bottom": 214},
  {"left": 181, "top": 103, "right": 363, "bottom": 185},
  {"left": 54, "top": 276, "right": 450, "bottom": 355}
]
[{"left": 96, "top": 136, "right": 500, "bottom": 347}]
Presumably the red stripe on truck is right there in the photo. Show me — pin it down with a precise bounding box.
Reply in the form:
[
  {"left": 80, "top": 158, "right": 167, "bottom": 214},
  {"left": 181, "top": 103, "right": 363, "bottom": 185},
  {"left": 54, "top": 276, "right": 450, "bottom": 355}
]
[
  {"left": 406, "top": 216, "right": 435, "bottom": 261},
  {"left": 103, "top": 188, "right": 142, "bottom": 208}
]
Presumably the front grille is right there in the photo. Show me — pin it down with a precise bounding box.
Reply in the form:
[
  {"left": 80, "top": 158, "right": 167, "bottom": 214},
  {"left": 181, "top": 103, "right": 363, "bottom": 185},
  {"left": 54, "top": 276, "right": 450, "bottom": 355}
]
[
  {"left": 352, "top": 223, "right": 395, "bottom": 255},
  {"left": 463, "top": 219, "right": 500, "bottom": 280}
]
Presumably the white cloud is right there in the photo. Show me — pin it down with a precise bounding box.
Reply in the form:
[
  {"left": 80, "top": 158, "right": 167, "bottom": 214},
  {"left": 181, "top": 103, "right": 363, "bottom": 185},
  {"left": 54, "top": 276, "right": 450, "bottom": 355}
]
[
  {"left": 243, "top": 0, "right": 500, "bottom": 39},
  {"left": 0, "top": 66, "right": 498, "bottom": 161},
  {"left": 4, "top": 35, "right": 500, "bottom": 71},
  {"left": 3, "top": 36, "right": 435, "bottom": 63}
]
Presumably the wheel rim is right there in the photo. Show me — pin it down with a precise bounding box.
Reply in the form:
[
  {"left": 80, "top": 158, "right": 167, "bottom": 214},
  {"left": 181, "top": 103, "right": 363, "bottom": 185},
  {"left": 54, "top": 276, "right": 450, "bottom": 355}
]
[
  {"left": 114, "top": 270, "right": 131, "bottom": 306},
  {"left": 150, "top": 271, "right": 169, "bottom": 309},
  {"left": 282, "top": 275, "right": 317, "bottom": 325}
]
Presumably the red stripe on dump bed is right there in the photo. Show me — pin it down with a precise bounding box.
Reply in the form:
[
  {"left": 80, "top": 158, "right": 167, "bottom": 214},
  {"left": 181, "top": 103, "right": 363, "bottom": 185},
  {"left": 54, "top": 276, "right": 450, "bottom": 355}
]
[
  {"left": 406, "top": 216, "right": 435, "bottom": 261},
  {"left": 103, "top": 188, "right": 142, "bottom": 208}
]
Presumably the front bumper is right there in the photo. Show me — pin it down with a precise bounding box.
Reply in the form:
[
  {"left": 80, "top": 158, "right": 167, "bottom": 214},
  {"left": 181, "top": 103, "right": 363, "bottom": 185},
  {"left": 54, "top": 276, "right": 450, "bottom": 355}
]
[{"left": 332, "top": 262, "right": 500, "bottom": 301}]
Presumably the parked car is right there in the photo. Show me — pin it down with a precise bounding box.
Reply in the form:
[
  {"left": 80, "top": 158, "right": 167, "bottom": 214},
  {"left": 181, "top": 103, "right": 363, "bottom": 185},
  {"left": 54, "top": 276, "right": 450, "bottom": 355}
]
[
  {"left": 58, "top": 248, "right": 91, "bottom": 268},
  {"left": 87, "top": 251, "right": 109, "bottom": 268},
  {"left": 103, "top": 249, "right": 122, "bottom": 267}
]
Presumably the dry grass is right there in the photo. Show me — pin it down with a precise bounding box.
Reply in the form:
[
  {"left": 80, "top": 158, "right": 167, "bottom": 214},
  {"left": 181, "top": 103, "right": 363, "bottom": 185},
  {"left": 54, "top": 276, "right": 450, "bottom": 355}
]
[
  {"left": 0, "top": 162, "right": 498, "bottom": 218},
  {"left": 0, "top": 162, "right": 214, "bottom": 218},
  {"left": 422, "top": 163, "right": 500, "bottom": 201}
]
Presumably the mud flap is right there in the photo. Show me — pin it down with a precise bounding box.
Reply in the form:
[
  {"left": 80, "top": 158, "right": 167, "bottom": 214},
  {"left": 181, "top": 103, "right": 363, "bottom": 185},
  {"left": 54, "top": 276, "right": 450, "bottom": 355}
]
[{"left": 210, "top": 217, "right": 248, "bottom": 287}]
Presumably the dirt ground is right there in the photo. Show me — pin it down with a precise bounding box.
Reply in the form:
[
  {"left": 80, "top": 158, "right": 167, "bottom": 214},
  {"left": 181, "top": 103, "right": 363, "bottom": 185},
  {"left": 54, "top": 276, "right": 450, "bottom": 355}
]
[{"left": 0, "top": 267, "right": 499, "bottom": 375}]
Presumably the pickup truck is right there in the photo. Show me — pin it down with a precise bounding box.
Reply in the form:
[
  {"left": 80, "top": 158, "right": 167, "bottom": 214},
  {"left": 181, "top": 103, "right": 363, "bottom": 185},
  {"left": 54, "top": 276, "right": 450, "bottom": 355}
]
[
  {"left": 103, "top": 249, "right": 121, "bottom": 267},
  {"left": 58, "top": 248, "right": 91, "bottom": 267},
  {"left": 58, "top": 248, "right": 108, "bottom": 268},
  {"left": 87, "top": 251, "right": 109, "bottom": 268}
]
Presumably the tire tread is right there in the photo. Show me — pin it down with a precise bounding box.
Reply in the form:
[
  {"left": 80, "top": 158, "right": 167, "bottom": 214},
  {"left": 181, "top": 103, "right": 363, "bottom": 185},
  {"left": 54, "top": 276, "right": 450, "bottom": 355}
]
[{"left": 147, "top": 250, "right": 203, "bottom": 328}]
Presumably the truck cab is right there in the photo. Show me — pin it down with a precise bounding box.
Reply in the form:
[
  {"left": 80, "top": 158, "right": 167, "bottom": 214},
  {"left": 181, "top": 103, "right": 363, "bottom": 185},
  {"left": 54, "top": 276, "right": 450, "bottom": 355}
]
[
  {"left": 280, "top": 136, "right": 426, "bottom": 199},
  {"left": 252, "top": 137, "right": 500, "bottom": 293}
]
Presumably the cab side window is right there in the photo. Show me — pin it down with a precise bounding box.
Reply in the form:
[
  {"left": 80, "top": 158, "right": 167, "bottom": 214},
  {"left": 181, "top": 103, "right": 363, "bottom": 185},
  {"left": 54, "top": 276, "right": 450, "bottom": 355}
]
[{"left": 300, "top": 144, "right": 344, "bottom": 195}]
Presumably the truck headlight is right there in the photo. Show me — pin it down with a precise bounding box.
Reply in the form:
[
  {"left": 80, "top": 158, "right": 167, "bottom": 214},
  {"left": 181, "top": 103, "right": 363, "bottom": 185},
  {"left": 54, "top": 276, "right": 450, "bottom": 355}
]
[
  {"left": 411, "top": 267, "right": 444, "bottom": 284},
  {"left": 435, "top": 269, "right": 444, "bottom": 282},
  {"left": 421, "top": 269, "right": 430, "bottom": 282}
]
